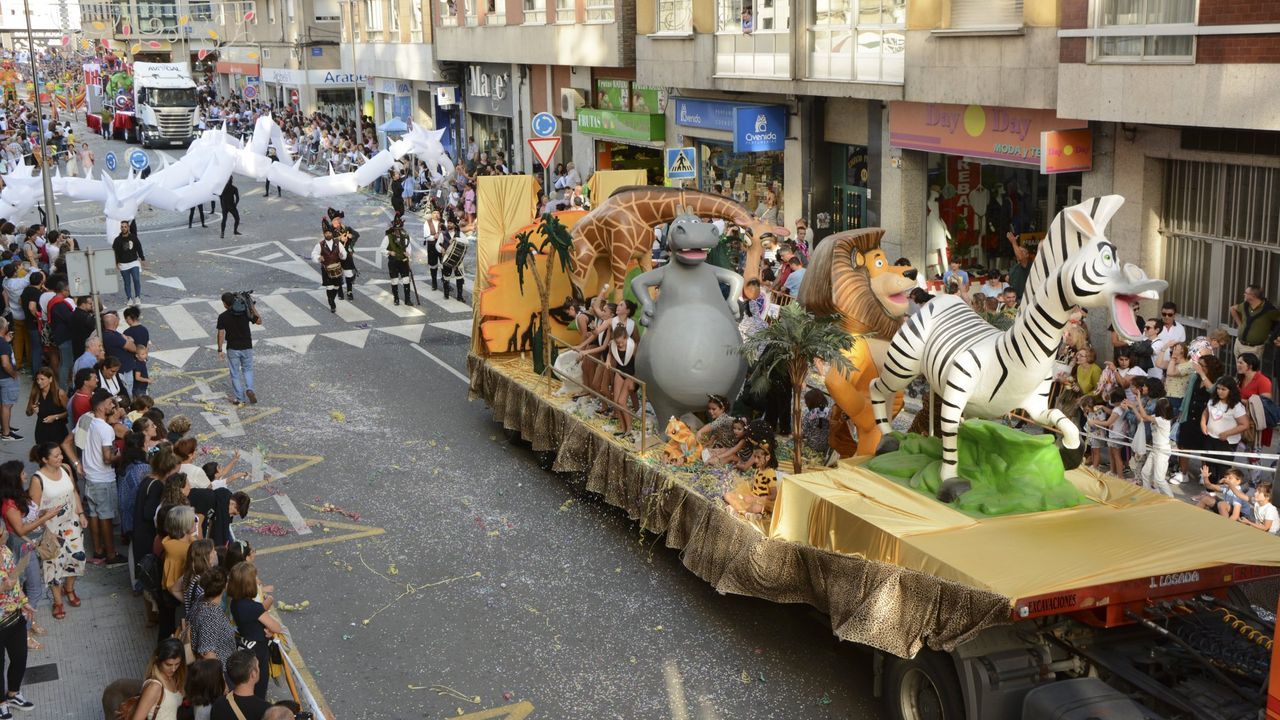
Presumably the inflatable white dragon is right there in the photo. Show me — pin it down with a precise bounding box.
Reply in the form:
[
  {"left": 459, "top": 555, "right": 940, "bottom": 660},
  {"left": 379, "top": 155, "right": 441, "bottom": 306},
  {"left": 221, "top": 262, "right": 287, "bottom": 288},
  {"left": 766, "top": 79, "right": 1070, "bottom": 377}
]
[{"left": 0, "top": 114, "right": 454, "bottom": 239}]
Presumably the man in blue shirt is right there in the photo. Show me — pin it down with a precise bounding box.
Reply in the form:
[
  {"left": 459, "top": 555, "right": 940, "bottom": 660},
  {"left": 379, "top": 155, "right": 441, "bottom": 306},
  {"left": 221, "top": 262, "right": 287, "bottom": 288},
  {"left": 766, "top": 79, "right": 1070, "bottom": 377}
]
[{"left": 782, "top": 256, "right": 806, "bottom": 297}]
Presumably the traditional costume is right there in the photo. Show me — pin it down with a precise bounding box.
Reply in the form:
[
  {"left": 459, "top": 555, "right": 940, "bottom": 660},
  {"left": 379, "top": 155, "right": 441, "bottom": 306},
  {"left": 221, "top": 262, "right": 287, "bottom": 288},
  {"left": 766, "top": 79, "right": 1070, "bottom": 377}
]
[
  {"left": 437, "top": 229, "right": 468, "bottom": 302},
  {"left": 325, "top": 208, "right": 360, "bottom": 300},
  {"left": 423, "top": 214, "right": 442, "bottom": 291},
  {"left": 311, "top": 227, "right": 348, "bottom": 313},
  {"left": 379, "top": 214, "right": 416, "bottom": 306}
]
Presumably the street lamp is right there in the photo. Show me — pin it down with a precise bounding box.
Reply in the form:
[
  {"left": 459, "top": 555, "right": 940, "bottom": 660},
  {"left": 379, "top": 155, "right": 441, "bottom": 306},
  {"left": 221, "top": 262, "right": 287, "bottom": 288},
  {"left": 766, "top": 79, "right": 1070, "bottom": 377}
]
[
  {"left": 342, "top": 0, "right": 362, "bottom": 141},
  {"left": 22, "top": 0, "right": 59, "bottom": 231}
]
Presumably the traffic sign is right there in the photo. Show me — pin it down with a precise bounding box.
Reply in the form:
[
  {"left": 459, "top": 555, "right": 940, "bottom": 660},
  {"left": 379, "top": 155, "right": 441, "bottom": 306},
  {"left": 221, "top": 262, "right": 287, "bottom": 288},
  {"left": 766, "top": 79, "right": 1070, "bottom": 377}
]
[
  {"left": 528, "top": 137, "right": 560, "bottom": 167},
  {"left": 128, "top": 149, "right": 149, "bottom": 171},
  {"left": 665, "top": 147, "right": 697, "bottom": 181},
  {"left": 242, "top": 83, "right": 257, "bottom": 100},
  {"left": 104, "top": 151, "right": 117, "bottom": 172},
  {"left": 531, "top": 112, "right": 558, "bottom": 139}
]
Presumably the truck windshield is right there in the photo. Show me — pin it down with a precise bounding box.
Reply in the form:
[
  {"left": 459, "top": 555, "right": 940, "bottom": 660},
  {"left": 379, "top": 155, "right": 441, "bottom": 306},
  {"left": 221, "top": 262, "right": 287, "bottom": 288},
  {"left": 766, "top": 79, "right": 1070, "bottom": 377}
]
[{"left": 145, "top": 88, "right": 197, "bottom": 107}]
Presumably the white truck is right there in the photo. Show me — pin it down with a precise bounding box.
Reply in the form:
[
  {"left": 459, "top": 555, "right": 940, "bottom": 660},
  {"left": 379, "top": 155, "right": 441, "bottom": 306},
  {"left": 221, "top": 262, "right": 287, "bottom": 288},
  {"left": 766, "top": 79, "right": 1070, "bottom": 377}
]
[{"left": 132, "top": 62, "right": 198, "bottom": 148}]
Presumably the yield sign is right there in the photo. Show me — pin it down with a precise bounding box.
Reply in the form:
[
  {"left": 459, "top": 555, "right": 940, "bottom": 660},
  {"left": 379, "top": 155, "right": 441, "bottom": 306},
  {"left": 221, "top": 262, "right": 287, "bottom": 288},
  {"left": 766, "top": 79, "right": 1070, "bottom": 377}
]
[{"left": 528, "top": 137, "right": 561, "bottom": 167}]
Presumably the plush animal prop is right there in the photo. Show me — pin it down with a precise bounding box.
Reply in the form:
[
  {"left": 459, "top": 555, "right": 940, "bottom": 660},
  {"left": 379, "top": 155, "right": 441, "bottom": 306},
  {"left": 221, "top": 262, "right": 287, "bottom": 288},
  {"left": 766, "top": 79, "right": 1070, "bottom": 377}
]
[
  {"left": 797, "top": 228, "right": 918, "bottom": 457},
  {"left": 869, "top": 196, "right": 1166, "bottom": 503},
  {"left": 662, "top": 417, "right": 703, "bottom": 464},
  {"left": 571, "top": 187, "right": 787, "bottom": 299},
  {"left": 552, "top": 349, "right": 584, "bottom": 397},
  {"left": 633, "top": 214, "right": 747, "bottom": 434}
]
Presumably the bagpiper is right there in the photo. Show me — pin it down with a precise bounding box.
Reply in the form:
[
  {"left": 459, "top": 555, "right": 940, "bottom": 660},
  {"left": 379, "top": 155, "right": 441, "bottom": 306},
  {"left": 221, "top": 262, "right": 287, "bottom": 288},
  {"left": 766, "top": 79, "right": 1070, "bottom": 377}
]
[
  {"left": 437, "top": 221, "right": 468, "bottom": 302},
  {"left": 324, "top": 207, "right": 360, "bottom": 301},
  {"left": 379, "top": 213, "right": 417, "bottom": 306},
  {"left": 311, "top": 223, "right": 348, "bottom": 313}
]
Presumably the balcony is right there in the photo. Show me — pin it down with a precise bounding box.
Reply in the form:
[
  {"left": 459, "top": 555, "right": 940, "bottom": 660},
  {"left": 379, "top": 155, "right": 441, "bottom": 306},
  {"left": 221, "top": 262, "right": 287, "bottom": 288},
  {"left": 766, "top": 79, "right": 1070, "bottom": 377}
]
[
  {"left": 713, "top": 30, "right": 789, "bottom": 77},
  {"left": 433, "top": 0, "right": 629, "bottom": 67}
]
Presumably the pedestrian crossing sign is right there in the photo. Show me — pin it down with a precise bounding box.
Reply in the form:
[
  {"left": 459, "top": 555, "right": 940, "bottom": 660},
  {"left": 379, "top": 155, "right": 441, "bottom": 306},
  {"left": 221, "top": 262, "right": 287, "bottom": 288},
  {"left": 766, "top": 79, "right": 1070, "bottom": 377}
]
[{"left": 665, "top": 147, "right": 697, "bottom": 181}]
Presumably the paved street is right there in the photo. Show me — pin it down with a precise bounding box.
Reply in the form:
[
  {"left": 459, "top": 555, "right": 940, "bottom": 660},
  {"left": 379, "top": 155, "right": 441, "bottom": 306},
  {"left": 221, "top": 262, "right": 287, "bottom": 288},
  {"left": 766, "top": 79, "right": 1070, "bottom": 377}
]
[{"left": 45, "top": 129, "right": 885, "bottom": 719}]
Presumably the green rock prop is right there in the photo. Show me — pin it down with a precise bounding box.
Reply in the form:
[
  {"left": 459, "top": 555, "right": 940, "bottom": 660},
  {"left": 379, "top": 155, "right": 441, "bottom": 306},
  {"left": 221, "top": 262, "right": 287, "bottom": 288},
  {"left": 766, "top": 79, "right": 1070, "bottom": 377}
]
[{"left": 865, "top": 420, "right": 1087, "bottom": 516}]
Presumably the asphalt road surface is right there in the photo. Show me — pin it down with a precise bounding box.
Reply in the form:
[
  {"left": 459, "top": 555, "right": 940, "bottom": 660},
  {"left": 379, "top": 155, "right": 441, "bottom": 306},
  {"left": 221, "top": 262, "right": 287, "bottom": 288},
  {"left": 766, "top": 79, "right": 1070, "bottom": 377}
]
[{"left": 56, "top": 130, "right": 884, "bottom": 720}]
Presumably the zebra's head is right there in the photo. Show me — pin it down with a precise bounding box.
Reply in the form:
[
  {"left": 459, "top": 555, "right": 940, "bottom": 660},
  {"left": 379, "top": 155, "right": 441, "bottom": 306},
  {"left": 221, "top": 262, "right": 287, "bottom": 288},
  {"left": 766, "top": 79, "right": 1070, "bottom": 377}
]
[{"left": 1058, "top": 198, "right": 1166, "bottom": 343}]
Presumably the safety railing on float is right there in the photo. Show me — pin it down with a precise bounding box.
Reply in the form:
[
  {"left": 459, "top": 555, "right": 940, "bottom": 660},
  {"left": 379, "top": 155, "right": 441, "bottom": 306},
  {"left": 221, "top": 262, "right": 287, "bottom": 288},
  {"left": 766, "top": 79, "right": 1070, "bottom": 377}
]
[{"left": 549, "top": 335, "right": 650, "bottom": 452}]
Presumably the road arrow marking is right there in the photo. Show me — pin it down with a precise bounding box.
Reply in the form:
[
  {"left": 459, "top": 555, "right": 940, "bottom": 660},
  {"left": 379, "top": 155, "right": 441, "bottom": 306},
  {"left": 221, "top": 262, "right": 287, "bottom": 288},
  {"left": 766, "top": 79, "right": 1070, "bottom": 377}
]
[
  {"left": 430, "top": 319, "right": 473, "bottom": 337},
  {"left": 273, "top": 493, "right": 313, "bottom": 536},
  {"left": 321, "top": 329, "right": 369, "bottom": 348},
  {"left": 145, "top": 275, "right": 187, "bottom": 291},
  {"left": 265, "top": 334, "right": 316, "bottom": 354},
  {"left": 375, "top": 324, "right": 424, "bottom": 343}
]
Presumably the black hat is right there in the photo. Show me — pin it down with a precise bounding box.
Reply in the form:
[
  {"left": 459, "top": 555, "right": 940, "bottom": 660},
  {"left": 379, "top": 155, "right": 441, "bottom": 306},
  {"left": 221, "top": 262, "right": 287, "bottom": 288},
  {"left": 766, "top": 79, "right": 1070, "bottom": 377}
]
[{"left": 326, "top": 208, "right": 344, "bottom": 220}]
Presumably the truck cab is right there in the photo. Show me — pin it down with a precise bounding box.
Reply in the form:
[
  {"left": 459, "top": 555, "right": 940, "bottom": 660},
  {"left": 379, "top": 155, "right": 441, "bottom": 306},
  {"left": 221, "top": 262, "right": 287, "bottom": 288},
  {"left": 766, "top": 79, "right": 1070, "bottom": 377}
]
[{"left": 132, "top": 62, "right": 198, "bottom": 148}]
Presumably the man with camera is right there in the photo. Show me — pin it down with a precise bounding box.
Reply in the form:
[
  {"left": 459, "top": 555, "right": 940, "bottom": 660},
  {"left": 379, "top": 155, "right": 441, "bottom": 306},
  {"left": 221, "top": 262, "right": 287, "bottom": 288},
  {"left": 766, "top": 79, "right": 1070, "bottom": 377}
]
[{"left": 216, "top": 292, "right": 262, "bottom": 407}]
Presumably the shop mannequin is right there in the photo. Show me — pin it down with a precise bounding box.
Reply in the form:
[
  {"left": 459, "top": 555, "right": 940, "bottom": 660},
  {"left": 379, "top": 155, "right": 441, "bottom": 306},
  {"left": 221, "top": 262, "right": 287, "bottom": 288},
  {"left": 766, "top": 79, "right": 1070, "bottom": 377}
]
[
  {"left": 968, "top": 183, "right": 990, "bottom": 266},
  {"left": 925, "top": 186, "right": 951, "bottom": 279}
]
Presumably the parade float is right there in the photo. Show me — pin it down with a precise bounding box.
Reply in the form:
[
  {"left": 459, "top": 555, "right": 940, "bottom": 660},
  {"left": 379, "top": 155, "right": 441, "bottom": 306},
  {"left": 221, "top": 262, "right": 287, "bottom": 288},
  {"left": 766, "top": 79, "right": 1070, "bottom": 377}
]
[{"left": 467, "top": 183, "right": 1280, "bottom": 719}]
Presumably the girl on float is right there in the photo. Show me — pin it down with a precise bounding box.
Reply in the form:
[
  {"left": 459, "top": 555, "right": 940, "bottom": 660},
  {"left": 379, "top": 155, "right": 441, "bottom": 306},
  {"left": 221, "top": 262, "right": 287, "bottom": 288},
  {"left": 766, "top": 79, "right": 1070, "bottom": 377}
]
[{"left": 607, "top": 325, "right": 639, "bottom": 437}]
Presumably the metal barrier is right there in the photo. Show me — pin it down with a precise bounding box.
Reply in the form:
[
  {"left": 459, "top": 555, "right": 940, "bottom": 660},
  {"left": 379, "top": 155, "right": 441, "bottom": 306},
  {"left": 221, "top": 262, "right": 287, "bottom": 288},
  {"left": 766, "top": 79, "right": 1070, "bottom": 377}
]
[{"left": 549, "top": 335, "right": 650, "bottom": 452}]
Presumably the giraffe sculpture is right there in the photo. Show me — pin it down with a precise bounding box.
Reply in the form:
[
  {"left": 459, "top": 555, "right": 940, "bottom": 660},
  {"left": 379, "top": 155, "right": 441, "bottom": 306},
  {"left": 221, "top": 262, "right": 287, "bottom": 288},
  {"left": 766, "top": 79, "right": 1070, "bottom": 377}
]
[{"left": 569, "top": 187, "right": 788, "bottom": 297}]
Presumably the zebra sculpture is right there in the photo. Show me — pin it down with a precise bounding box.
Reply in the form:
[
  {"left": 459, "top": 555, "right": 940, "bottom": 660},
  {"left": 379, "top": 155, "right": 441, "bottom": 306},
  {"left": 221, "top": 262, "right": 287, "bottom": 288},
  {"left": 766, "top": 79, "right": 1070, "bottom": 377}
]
[{"left": 869, "top": 195, "right": 1166, "bottom": 503}]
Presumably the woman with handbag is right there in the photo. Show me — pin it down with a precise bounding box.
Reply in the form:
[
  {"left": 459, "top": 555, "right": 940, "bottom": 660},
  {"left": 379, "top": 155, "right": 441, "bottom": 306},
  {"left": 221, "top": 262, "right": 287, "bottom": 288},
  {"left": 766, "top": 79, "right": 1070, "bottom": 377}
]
[
  {"left": 26, "top": 442, "right": 85, "bottom": 621},
  {"left": 0, "top": 518, "right": 37, "bottom": 716},
  {"left": 0, "top": 462, "right": 56, "bottom": 650},
  {"left": 121, "top": 638, "right": 185, "bottom": 720},
  {"left": 227, "top": 562, "right": 285, "bottom": 699}
]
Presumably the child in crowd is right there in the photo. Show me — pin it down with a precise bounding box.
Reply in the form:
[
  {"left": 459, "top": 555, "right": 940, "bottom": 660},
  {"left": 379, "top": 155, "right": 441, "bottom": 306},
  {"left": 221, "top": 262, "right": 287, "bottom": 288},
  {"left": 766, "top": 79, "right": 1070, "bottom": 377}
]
[
  {"left": 133, "top": 345, "right": 150, "bottom": 395},
  {"left": 1241, "top": 482, "right": 1280, "bottom": 534},
  {"left": 166, "top": 415, "right": 191, "bottom": 444},
  {"left": 1089, "top": 388, "right": 1129, "bottom": 478},
  {"left": 801, "top": 389, "right": 830, "bottom": 456},
  {"left": 695, "top": 394, "right": 735, "bottom": 449},
  {"left": 1133, "top": 397, "right": 1176, "bottom": 497},
  {"left": 1216, "top": 468, "right": 1253, "bottom": 521},
  {"left": 723, "top": 438, "right": 777, "bottom": 516},
  {"left": 1080, "top": 395, "right": 1106, "bottom": 471},
  {"left": 705, "top": 416, "right": 749, "bottom": 466},
  {"left": 126, "top": 395, "right": 154, "bottom": 424}
]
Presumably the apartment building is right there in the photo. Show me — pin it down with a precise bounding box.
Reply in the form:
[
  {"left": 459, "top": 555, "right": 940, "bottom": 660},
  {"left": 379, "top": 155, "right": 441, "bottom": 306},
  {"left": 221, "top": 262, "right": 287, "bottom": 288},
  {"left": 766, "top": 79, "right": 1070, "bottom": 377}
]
[
  {"left": 347, "top": 0, "right": 440, "bottom": 138},
  {"left": 430, "top": 0, "right": 637, "bottom": 174}
]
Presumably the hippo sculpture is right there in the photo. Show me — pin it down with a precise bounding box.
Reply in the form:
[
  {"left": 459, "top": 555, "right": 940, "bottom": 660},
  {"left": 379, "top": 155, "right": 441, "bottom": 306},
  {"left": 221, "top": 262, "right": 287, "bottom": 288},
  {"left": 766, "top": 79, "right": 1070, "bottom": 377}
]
[{"left": 632, "top": 213, "right": 747, "bottom": 434}]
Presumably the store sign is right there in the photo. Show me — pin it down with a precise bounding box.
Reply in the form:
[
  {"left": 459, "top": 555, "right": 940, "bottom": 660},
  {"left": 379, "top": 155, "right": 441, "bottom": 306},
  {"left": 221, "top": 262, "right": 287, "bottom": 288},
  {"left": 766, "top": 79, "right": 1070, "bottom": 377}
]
[
  {"left": 215, "top": 61, "right": 259, "bottom": 75},
  {"left": 630, "top": 83, "right": 666, "bottom": 114},
  {"left": 576, "top": 109, "right": 664, "bottom": 143},
  {"left": 888, "top": 101, "right": 1087, "bottom": 167},
  {"left": 263, "top": 68, "right": 303, "bottom": 85},
  {"left": 595, "top": 79, "right": 629, "bottom": 111},
  {"left": 846, "top": 145, "right": 868, "bottom": 186},
  {"left": 316, "top": 70, "right": 367, "bottom": 85},
  {"left": 673, "top": 98, "right": 737, "bottom": 131},
  {"left": 733, "top": 105, "right": 786, "bottom": 152},
  {"left": 1040, "top": 128, "right": 1094, "bottom": 174},
  {"left": 373, "top": 78, "right": 411, "bottom": 95},
  {"left": 466, "top": 63, "right": 511, "bottom": 117}
]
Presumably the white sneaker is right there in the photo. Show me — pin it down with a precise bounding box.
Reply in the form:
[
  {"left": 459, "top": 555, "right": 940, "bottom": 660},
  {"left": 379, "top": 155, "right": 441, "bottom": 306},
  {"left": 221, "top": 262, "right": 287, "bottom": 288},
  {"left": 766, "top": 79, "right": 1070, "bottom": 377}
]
[{"left": 1169, "top": 472, "right": 1185, "bottom": 485}]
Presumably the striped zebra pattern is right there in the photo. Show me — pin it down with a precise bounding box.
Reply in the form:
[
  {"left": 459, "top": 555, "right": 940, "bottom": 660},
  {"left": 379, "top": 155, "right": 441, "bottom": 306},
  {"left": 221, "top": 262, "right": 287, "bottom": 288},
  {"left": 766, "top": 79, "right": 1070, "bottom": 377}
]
[{"left": 868, "top": 195, "right": 1166, "bottom": 502}]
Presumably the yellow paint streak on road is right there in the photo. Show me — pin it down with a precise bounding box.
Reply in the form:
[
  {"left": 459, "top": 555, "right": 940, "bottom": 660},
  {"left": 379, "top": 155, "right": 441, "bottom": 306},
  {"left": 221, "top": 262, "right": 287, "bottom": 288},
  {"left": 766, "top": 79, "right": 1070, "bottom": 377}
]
[
  {"left": 453, "top": 701, "right": 535, "bottom": 720},
  {"left": 247, "top": 511, "right": 385, "bottom": 556}
]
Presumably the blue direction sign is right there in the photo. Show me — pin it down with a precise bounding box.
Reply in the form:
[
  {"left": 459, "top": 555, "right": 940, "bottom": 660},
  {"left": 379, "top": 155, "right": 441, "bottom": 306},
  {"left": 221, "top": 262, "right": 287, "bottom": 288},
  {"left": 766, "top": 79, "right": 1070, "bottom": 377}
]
[
  {"left": 104, "top": 151, "right": 118, "bottom": 172},
  {"left": 531, "top": 111, "right": 559, "bottom": 139},
  {"left": 665, "top": 147, "right": 697, "bottom": 181},
  {"left": 128, "top": 149, "right": 149, "bottom": 171}
]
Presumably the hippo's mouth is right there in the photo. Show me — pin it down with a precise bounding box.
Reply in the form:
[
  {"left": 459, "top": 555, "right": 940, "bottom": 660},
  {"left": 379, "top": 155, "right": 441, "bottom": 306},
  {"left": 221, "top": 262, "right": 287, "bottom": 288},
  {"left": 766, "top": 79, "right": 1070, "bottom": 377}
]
[
  {"left": 676, "top": 249, "right": 708, "bottom": 261},
  {"left": 887, "top": 292, "right": 907, "bottom": 305}
]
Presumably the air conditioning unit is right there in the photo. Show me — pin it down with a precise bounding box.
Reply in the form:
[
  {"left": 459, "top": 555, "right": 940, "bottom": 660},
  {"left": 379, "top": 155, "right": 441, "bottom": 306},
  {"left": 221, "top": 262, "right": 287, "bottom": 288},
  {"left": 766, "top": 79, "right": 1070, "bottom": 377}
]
[{"left": 559, "top": 88, "right": 586, "bottom": 120}]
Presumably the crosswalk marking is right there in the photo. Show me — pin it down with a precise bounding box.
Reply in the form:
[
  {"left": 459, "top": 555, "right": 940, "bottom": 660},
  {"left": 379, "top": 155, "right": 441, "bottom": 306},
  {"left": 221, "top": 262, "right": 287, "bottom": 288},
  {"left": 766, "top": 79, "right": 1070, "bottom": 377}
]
[
  {"left": 376, "top": 324, "right": 424, "bottom": 343},
  {"left": 149, "top": 347, "right": 200, "bottom": 368},
  {"left": 257, "top": 294, "right": 320, "bottom": 328},
  {"left": 430, "top": 319, "right": 473, "bottom": 337},
  {"left": 260, "top": 252, "right": 285, "bottom": 262},
  {"left": 356, "top": 286, "right": 425, "bottom": 319},
  {"left": 322, "top": 329, "right": 369, "bottom": 348},
  {"left": 306, "top": 290, "right": 374, "bottom": 322},
  {"left": 155, "top": 304, "right": 208, "bottom": 341},
  {"left": 265, "top": 334, "right": 316, "bottom": 354},
  {"left": 417, "top": 290, "right": 470, "bottom": 315}
]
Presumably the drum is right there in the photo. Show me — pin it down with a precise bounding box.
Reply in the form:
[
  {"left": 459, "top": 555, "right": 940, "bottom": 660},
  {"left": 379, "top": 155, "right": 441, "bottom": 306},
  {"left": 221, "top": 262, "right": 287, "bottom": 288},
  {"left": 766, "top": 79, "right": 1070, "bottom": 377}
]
[{"left": 441, "top": 237, "right": 468, "bottom": 276}]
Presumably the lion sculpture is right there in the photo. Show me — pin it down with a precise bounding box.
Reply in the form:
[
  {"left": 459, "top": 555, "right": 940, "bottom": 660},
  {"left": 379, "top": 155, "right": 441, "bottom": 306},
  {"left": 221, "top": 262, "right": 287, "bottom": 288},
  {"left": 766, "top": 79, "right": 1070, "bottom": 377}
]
[
  {"left": 798, "top": 228, "right": 918, "bottom": 456},
  {"left": 662, "top": 417, "right": 703, "bottom": 465}
]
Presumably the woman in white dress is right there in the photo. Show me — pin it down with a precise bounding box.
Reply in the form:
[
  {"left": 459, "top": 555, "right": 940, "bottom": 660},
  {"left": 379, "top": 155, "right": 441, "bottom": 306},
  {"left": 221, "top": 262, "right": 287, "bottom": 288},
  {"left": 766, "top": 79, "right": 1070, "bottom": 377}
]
[{"left": 27, "top": 442, "right": 85, "bottom": 620}]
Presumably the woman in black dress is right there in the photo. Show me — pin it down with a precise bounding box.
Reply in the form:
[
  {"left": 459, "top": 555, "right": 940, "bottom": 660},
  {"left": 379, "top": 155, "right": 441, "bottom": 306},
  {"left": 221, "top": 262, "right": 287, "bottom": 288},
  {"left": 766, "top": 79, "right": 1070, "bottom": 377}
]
[
  {"left": 1176, "top": 354, "right": 1224, "bottom": 477},
  {"left": 25, "top": 367, "right": 71, "bottom": 458}
]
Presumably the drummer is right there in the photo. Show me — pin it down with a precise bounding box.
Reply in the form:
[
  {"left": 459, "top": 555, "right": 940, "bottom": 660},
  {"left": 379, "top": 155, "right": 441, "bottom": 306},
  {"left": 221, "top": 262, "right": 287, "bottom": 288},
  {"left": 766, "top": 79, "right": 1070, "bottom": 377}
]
[
  {"left": 311, "top": 225, "right": 348, "bottom": 313},
  {"left": 437, "top": 220, "right": 467, "bottom": 303}
]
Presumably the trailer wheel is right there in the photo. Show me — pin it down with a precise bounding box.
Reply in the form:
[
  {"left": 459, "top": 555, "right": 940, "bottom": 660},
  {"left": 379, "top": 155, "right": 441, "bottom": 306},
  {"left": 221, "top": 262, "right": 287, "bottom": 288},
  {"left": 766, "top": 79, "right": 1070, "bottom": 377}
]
[{"left": 884, "top": 651, "right": 965, "bottom": 720}]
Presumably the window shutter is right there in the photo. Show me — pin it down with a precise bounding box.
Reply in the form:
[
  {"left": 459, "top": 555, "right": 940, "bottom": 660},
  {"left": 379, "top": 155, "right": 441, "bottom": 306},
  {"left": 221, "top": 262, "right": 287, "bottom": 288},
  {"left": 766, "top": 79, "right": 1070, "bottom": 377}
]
[{"left": 950, "top": 0, "right": 1023, "bottom": 29}]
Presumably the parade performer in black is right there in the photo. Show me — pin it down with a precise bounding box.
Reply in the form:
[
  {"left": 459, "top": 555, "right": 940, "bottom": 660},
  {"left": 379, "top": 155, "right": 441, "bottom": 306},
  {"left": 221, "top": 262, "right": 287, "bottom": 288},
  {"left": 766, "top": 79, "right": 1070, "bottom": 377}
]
[
  {"left": 324, "top": 208, "right": 360, "bottom": 301},
  {"left": 423, "top": 209, "right": 442, "bottom": 291},
  {"left": 310, "top": 225, "right": 348, "bottom": 313},
  {"left": 219, "top": 177, "right": 241, "bottom": 238},
  {"left": 437, "top": 222, "right": 468, "bottom": 303},
  {"left": 380, "top": 213, "right": 417, "bottom": 306}
]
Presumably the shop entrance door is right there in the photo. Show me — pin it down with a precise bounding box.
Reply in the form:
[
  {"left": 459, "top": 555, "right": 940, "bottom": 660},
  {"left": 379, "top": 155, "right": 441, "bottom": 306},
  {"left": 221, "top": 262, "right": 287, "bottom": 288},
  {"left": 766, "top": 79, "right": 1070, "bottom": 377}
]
[{"left": 831, "top": 185, "right": 867, "bottom": 232}]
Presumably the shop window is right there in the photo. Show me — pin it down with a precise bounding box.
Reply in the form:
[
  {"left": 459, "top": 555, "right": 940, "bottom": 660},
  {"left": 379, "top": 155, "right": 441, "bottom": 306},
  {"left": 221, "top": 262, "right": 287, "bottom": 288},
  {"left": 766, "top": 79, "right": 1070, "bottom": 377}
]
[
  {"left": 554, "top": 0, "right": 573, "bottom": 23},
  {"left": 948, "top": 0, "right": 1022, "bottom": 31},
  {"left": 808, "top": 0, "right": 904, "bottom": 83},
  {"left": 715, "top": 0, "right": 791, "bottom": 78},
  {"left": 523, "top": 0, "right": 545, "bottom": 24},
  {"left": 1093, "top": 0, "right": 1194, "bottom": 63},
  {"left": 438, "top": 0, "right": 457, "bottom": 26},
  {"left": 655, "top": 0, "right": 691, "bottom": 33},
  {"left": 585, "top": 0, "right": 612, "bottom": 22}
]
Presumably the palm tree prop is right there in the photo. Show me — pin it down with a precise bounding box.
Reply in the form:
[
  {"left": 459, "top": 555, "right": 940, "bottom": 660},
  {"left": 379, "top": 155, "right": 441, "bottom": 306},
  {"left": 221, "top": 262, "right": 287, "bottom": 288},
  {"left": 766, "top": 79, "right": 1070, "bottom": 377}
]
[
  {"left": 514, "top": 213, "right": 576, "bottom": 374},
  {"left": 740, "top": 303, "right": 856, "bottom": 475}
]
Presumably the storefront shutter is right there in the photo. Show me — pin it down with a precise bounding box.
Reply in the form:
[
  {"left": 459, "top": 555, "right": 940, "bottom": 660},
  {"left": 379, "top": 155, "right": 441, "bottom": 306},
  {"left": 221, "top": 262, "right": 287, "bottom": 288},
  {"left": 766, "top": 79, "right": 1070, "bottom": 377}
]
[{"left": 949, "top": 0, "right": 1023, "bottom": 29}]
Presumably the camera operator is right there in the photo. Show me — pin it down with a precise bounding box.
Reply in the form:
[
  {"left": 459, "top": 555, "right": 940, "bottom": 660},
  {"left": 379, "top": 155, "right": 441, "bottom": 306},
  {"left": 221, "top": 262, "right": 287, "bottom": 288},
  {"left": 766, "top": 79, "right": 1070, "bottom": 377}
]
[{"left": 215, "top": 292, "right": 262, "bottom": 407}]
